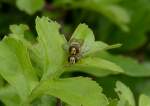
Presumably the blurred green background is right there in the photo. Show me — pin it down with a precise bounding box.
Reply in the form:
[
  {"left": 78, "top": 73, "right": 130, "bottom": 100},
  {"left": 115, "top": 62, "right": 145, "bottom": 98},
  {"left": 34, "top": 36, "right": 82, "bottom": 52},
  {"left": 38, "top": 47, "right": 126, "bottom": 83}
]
[{"left": 0, "top": 0, "right": 150, "bottom": 105}]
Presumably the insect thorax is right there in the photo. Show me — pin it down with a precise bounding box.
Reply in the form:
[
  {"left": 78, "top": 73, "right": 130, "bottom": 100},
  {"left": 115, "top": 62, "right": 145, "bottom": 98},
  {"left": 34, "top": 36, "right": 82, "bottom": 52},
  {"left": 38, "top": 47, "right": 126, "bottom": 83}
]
[{"left": 69, "top": 41, "right": 81, "bottom": 53}]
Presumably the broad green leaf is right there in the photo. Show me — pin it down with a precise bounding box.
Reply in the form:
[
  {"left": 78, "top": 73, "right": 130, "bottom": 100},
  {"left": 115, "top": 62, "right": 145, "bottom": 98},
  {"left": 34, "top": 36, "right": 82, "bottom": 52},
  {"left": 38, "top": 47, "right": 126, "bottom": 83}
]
[
  {"left": 0, "top": 86, "right": 20, "bottom": 106},
  {"left": 97, "top": 52, "right": 150, "bottom": 76},
  {"left": 65, "top": 57, "right": 124, "bottom": 77},
  {"left": 36, "top": 16, "right": 67, "bottom": 79},
  {"left": 9, "top": 24, "right": 28, "bottom": 36},
  {"left": 70, "top": 24, "right": 95, "bottom": 54},
  {"left": 0, "top": 37, "right": 38, "bottom": 100},
  {"left": 9, "top": 24, "right": 43, "bottom": 78},
  {"left": 69, "top": 24, "right": 121, "bottom": 57},
  {"left": 100, "top": 5, "right": 130, "bottom": 31},
  {"left": 29, "top": 44, "right": 45, "bottom": 78},
  {"left": 139, "top": 94, "right": 150, "bottom": 106},
  {"left": 107, "top": 0, "right": 150, "bottom": 51},
  {"left": 53, "top": 0, "right": 130, "bottom": 30},
  {"left": 85, "top": 42, "right": 121, "bottom": 56},
  {"left": 30, "top": 77, "right": 108, "bottom": 106},
  {"left": 9, "top": 24, "right": 33, "bottom": 47},
  {"left": 115, "top": 81, "right": 135, "bottom": 106},
  {"left": 16, "top": 0, "right": 44, "bottom": 14}
]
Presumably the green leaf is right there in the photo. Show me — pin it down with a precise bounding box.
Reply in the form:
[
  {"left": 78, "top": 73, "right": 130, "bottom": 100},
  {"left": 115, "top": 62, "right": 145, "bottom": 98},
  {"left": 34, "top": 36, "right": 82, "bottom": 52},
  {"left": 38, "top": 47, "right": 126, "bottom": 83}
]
[
  {"left": 85, "top": 42, "right": 121, "bottom": 56},
  {"left": 108, "top": 0, "right": 150, "bottom": 51},
  {"left": 139, "top": 94, "right": 150, "bottom": 106},
  {"left": 30, "top": 77, "right": 108, "bottom": 106},
  {"left": 29, "top": 44, "right": 45, "bottom": 78},
  {"left": 69, "top": 24, "right": 95, "bottom": 53},
  {"left": 100, "top": 4, "right": 130, "bottom": 31},
  {"left": 115, "top": 81, "right": 135, "bottom": 106},
  {"left": 9, "top": 24, "right": 29, "bottom": 36},
  {"left": 9, "top": 24, "right": 33, "bottom": 47},
  {"left": 69, "top": 24, "right": 121, "bottom": 57},
  {"left": 36, "top": 16, "right": 67, "bottom": 79},
  {"left": 9, "top": 24, "right": 41, "bottom": 77},
  {"left": 0, "top": 86, "right": 20, "bottom": 106},
  {"left": 53, "top": 0, "right": 130, "bottom": 30},
  {"left": 16, "top": 0, "right": 44, "bottom": 14},
  {"left": 0, "top": 37, "right": 38, "bottom": 100},
  {"left": 65, "top": 57, "right": 124, "bottom": 77},
  {"left": 97, "top": 52, "right": 150, "bottom": 77}
]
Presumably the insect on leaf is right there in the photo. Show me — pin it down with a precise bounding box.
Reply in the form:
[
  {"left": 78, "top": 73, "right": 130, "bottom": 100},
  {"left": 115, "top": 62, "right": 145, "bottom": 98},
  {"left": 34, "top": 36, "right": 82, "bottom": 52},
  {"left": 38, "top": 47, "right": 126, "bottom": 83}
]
[
  {"left": 65, "top": 57, "right": 124, "bottom": 77},
  {"left": 70, "top": 24, "right": 120, "bottom": 57}
]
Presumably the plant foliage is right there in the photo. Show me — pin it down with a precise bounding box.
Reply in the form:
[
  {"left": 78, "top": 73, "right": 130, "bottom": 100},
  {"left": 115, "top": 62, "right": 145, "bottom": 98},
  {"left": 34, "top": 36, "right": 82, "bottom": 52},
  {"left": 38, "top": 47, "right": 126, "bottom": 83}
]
[{"left": 0, "top": 0, "right": 150, "bottom": 106}]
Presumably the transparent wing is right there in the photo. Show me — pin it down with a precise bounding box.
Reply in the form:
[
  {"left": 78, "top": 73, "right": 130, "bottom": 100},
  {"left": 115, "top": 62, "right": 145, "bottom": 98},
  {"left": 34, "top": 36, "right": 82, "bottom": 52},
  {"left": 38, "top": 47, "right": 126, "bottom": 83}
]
[
  {"left": 69, "top": 38, "right": 83, "bottom": 46},
  {"left": 63, "top": 43, "right": 69, "bottom": 53}
]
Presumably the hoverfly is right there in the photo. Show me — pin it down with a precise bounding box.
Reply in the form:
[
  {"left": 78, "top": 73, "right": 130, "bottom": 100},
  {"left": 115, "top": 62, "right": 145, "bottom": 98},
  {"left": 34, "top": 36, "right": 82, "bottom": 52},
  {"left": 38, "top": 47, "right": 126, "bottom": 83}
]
[{"left": 65, "top": 38, "right": 89, "bottom": 64}]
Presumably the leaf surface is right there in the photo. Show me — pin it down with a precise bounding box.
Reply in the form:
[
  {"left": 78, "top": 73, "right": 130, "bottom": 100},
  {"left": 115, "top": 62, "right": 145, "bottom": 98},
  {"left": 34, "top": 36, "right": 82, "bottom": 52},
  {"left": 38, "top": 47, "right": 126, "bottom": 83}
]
[
  {"left": 36, "top": 16, "right": 67, "bottom": 79},
  {"left": 0, "top": 86, "right": 20, "bottom": 106},
  {"left": 30, "top": 77, "right": 108, "bottom": 106},
  {"left": 139, "top": 94, "right": 150, "bottom": 106},
  {"left": 65, "top": 57, "right": 124, "bottom": 77},
  {"left": 0, "top": 37, "right": 38, "bottom": 100},
  {"left": 97, "top": 52, "right": 150, "bottom": 76},
  {"left": 115, "top": 81, "right": 135, "bottom": 106},
  {"left": 16, "top": 0, "right": 44, "bottom": 14}
]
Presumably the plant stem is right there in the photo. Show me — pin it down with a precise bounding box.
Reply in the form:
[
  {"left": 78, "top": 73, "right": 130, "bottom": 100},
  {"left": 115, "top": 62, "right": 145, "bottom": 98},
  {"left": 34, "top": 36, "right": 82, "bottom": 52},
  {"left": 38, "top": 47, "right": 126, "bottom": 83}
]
[{"left": 56, "top": 98, "right": 62, "bottom": 106}]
